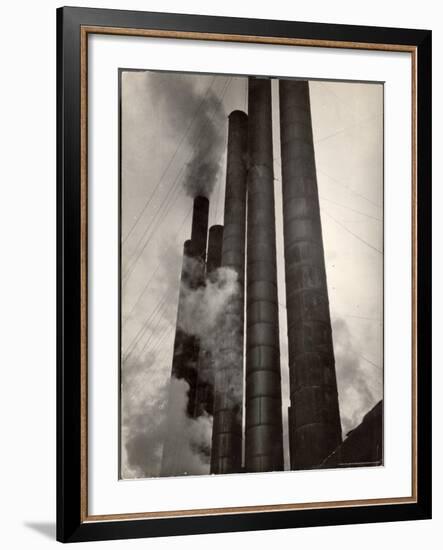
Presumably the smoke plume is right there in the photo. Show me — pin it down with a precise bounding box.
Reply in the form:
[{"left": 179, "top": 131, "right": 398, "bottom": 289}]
[
  {"left": 147, "top": 72, "right": 226, "bottom": 198},
  {"left": 178, "top": 262, "right": 239, "bottom": 338},
  {"left": 121, "top": 350, "right": 213, "bottom": 478},
  {"left": 121, "top": 250, "right": 239, "bottom": 478},
  {"left": 121, "top": 350, "right": 168, "bottom": 479},
  {"left": 161, "top": 377, "right": 213, "bottom": 476},
  {"left": 178, "top": 260, "right": 243, "bottom": 407},
  {"left": 332, "top": 317, "right": 381, "bottom": 437}
]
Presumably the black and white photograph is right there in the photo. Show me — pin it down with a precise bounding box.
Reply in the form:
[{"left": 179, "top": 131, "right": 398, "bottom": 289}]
[{"left": 119, "top": 71, "right": 384, "bottom": 479}]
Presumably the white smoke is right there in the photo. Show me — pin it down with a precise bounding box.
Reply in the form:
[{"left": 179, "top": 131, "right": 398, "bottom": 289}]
[
  {"left": 161, "top": 377, "right": 213, "bottom": 476},
  {"left": 121, "top": 351, "right": 213, "bottom": 479},
  {"left": 121, "top": 240, "right": 241, "bottom": 479},
  {"left": 333, "top": 318, "right": 381, "bottom": 437},
  {"left": 178, "top": 263, "right": 239, "bottom": 337},
  {"left": 177, "top": 261, "right": 243, "bottom": 405},
  {"left": 121, "top": 350, "right": 169, "bottom": 479}
]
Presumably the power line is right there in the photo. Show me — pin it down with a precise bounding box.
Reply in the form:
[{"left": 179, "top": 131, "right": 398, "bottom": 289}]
[
  {"left": 125, "top": 148, "right": 199, "bottom": 285},
  {"left": 273, "top": 170, "right": 381, "bottom": 219},
  {"left": 343, "top": 314, "right": 381, "bottom": 322},
  {"left": 148, "top": 325, "right": 172, "bottom": 355},
  {"left": 122, "top": 202, "right": 194, "bottom": 358},
  {"left": 138, "top": 305, "right": 171, "bottom": 357},
  {"left": 315, "top": 81, "right": 375, "bottom": 115},
  {"left": 322, "top": 209, "right": 383, "bottom": 255},
  {"left": 123, "top": 264, "right": 161, "bottom": 323},
  {"left": 151, "top": 327, "right": 174, "bottom": 356},
  {"left": 122, "top": 204, "right": 193, "bottom": 322},
  {"left": 315, "top": 81, "right": 348, "bottom": 109},
  {"left": 319, "top": 195, "right": 382, "bottom": 222},
  {"left": 122, "top": 75, "right": 218, "bottom": 245},
  {"left": 281, "top": 303, "right": 381, "bottom": 324},
  {"left": 359, "top": 354, "right": 382, "bottom": 370},
  {"left": 317, "top": 167, "right": 381, "bottom": 209},
  {"left": 273, "top": 114, "right": 382, "bottom": 211},
  {"left": 122, "top": 166, "right": 185, "bottom": 283},
  {"left": 124, "top": 300, "right": 168, "bottom": 362},
  {"left": 314, "top": 112, "right": 380, "bottom": 146},
  {"left": 123, "top": 295, "right": 166, "bottom": 359},
  {"left": 123, "top": 147, "right": 193, "bottom": 285},
  {"left": 123, "top": 293, "right": 168, "bottom": 359}
]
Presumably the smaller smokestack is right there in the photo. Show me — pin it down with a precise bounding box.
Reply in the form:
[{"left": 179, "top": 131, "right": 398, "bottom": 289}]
[
  {"left": 161, "top": 198, "right": 210, "bottom": 476},
  {"left": 180, "top": 239, "right": 193, "bottom": 285},
  {"left": 193, "top": 225, "right": 224, "bottom": 423},
  {"left": 190, "top": 196, "right": 209, "bottom": 263},
  {"left": 172, "top": 239, "right": 193, "bottom": 380},
  {"left": 206, "top": 225, "right": 224, "bottom": 277},
  {"left": 211, "top": 110, "right": 248, "bottom": 475},
  {"left": 171, "top": 238, "right": 199, "bottom": 417}
]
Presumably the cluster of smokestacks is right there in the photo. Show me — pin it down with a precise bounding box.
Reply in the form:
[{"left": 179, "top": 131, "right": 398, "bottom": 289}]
[{"left": 161, "top": 77, "right": 341, "bottom": 476}]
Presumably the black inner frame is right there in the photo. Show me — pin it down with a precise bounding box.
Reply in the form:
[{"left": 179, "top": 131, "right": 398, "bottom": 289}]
[{"left": 57, "top": 6, "right": 432, "bottom": 543}]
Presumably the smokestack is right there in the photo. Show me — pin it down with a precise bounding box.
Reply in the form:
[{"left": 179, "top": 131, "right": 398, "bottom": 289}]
[
  {"left": 279, "top": 79, "right": 342, "bottom": 469},
  {"left": 173, "top": 196, "right": 208, "bottom": 413},
  {"left": 193, "top": 225, "right": 224, "bottom": 421},
  {"left": 245, "top": 79, "right": 284, "bottom": 473},
  {"left": 206, "top": 225, "right": 224, "bottom": 277},
  {"left": 211, "top": 111, "right": 248, "bottom": 474},
  {"left": 170, "top": 239, "right": 195, "bottom": 392},
  {"left": 190, "top": 196, "right": 209, "bottom": 264},
  {"left": 161, "top": 197, "right": 210, "bottom": 476}
]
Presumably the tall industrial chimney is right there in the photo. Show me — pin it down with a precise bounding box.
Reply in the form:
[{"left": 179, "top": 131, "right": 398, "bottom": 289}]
[
  {"left": 211, "top": 111, "right": 248, "bottom": 474},
  {"left": 177, "top": 196, "right": 209, "bottom": 415},
  {"left": 245, "top": 79, "right": 284, "bottom": 473},
  {"left": 279, "top": 79, "right": 342, "bottom": 469},
  {"left": 193, "top": 224, "right": 224, "bottom": 420},
  {"left": 190, "top": 196, "right": 209, "bottom": 264},
  {"left": 169, "top": 238, "right": 196, "bottom": 409},
  {"left": 161, "top": 197, "right": 209, "bottom": 476}
]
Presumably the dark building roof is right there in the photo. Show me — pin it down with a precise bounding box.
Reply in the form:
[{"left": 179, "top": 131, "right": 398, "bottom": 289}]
[{"left": 321, "top": 400, "right": 383, "bottom": 468}]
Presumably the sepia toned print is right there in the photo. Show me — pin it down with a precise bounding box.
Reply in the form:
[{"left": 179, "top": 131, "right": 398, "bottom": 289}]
[{"left": 119, "top": 71, "right": 383, "bottom": 479}]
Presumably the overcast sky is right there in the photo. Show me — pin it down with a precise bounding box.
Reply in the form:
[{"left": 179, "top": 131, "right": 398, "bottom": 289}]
[{"left": 120, "top": 70, "right": 383, "bottom": 480}]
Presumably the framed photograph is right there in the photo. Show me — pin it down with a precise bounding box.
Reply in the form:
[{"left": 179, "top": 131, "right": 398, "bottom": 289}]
[{"left": 57, "top": 6, "right": 432, "bottom": 543}]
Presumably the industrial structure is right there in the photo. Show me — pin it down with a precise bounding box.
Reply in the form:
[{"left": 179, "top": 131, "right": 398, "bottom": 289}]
[
  {"left": 245, "top": 79, "right": 284, "bottom": 473},
  {"left": 321, "top": 401, "right": 383, "bottom": 468},
  {"left": 160, "top": 77, "right": 380, "bottom": 477},
  {"left": 279, "top": 80, "right": 342, "bottom": 469},
  {"left": 211, "top": 110, "right": 248, "bottom": 475},
  {"left": 160, "top": 197, "right": 211, "bottom": 475},
  {"left": 193, "top": 225, "right": 224, "bottom": 420}
]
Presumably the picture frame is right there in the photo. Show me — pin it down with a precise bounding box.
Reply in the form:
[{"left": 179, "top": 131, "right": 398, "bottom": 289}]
[{"left": 57, "top": 6, "right": 432, "bottom": 543}]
